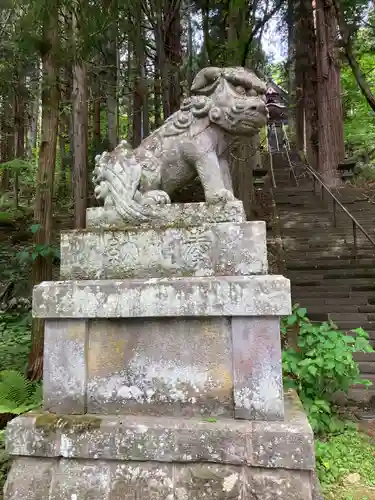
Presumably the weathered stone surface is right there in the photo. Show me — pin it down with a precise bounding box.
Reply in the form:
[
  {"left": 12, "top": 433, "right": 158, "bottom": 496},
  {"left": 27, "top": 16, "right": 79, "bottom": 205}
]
[
  {"left": 60, "top": 221, "right": 268, "bottom": 280},
  {"left": 86, "top": 202, "right": 246, "bottom": 229},
  {"left": 174, "top": 463, "right": 242, "bottom": 499},
  {"left": 251, "top": 391, "right": 315, "bottom": 471},
  {"left": 33, "top": 276, "right": 291, "bottom": 318},
  {"left": 4, "top": 458, "right": 316, "bottom": 500},
  {"left": 232, "top": 317, "right": 284, "bottom": 421},
  {"left": 3, "top": 458, "right": 55, "bottom": 500},
  {"left": 6, "top": 392, "right": 315, "bottom": 470},
  {"left": 86, "top": 318, "right": 233, "bottom": 416},
  {"left": 246, "top": 468, "right": 313, "bottom": 500},
  {"left": 44, "top": 319, "right": 88, "bottom": 414}
]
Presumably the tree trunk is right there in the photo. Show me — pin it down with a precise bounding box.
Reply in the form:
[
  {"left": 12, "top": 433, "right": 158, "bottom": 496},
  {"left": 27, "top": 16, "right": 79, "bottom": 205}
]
[
  {"left": 315, "top": 0, "right": 344, "bottom": 185},
  {"left": 26, "top": 63, "right": 40, "bottom": 159},
  {"left": 165, "top": 1, "right": 182, "bottom": 113},
  {"left": 104, "top": 0, "right": 118, "bottom": 150},
  {"left": 72, "top": 6, "right": 88, "bottom": 229},
  {"left": 14, "top": 74, "right": 26, "bottom": 208},
  {"left": 154, "top": 69, "right": 162, "bottom": 129},
  {"left": 132, "top": 10, "right": 144, "bottom": 147},
  {"left": 201, "top": 0, "right": 211, "bottom": 64},
  {"left": 287, "top": 0, "right": 296, "bottom": 139},
  {"left": 92, "top": 59, "right": 102, "bottom": 155},
  {"left": 187, "top": 1, "right": 194, "bottom": 91},
  {"left": 0, "top": 92, "right": 15, "bottom": 190},
  {"left": 28, "top": 2, "right": 60, "bottom": 382},
  {"left": 296, "top": 0, "right": 319, "bottom": 168},
  {"left": 142, "top": 60, "right": 150, "bottom": 139}
]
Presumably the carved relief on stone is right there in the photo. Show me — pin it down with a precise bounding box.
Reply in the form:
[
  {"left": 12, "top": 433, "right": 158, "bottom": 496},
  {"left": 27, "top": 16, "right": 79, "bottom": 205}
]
[{"left": 93, "top": 66, "right": 268, "bottom": 225}]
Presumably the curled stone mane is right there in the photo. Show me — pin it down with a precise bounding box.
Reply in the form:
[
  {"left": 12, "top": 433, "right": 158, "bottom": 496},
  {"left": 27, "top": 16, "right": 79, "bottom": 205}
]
[{"left": 163, "top": 95, "right": 213, "bottom": 137}]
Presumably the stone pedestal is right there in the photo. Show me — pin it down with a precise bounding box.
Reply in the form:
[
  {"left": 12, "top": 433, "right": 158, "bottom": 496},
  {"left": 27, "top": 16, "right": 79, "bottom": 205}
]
[{"left": 4, "top": 201, "right": 319, "bottom": 499}]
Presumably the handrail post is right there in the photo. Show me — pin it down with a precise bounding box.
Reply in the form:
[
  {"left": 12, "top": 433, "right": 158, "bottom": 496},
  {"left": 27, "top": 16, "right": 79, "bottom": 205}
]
[
  {"left": 333, "top": 199, "right": 337, "bottom": 227},
  {"left": 353, "top": 220, "right": 357, "bottom": 258}
]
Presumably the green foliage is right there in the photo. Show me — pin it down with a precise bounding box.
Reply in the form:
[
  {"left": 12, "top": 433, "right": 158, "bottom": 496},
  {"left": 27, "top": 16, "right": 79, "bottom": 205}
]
[
  {"left": 0, "top": 313, "right": 31, "bottom": 373},
  {"left": 0, "top": 370, "right": 42, "bottom": 416},
  {"left": 282, "top": 305, "right": 373, "bottom": 435},
  {"left": 17, "top": 224, "right": 60, "bottom": 264},
  {"left": 341, "top": 20, "right": 375, "bottom": 157},
  {"left": 316, "top": 429, "right": 375, "bottom": 488}
]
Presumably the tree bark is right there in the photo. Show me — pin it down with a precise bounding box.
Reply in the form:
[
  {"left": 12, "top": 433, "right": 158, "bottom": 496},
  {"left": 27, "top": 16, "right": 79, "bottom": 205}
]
[
  {"left": 287, "top": 0, "right": 296, "bottom": 139},
  {"left": 315, "top": 0, "right": 344, "bottom": 185},
  {"left": 132, "top": 8, "right": 144, "bottom": 147},
  {"left": 14, "top": 73, "right": 26, "bottom": 208},
  {"left": 103, "top": 0, "right": 118, "bottom": 150},
  {"left": 28, "top": 1, "right": 60, "bottom": 381},
  {"left": 154, "top": 68, "right": 162, "bottom": 129},
  {"left": 26, "top": 63, "right": 40, "bottom": 159},
  {"left": 295, "top": 0, "right": 319, "bottom": 168},
  {"left": 72, "top": 4, "right": 88, "bottom": 229},
  {"left": 0, "top": 92, "right": 14, "bottom": 190}
]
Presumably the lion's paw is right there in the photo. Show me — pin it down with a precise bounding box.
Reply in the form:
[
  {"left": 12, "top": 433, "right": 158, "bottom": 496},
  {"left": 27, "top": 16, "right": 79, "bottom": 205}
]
[
  {"left": 206, "top": 189, "right": 236, "bottom": 204},
  {"left": 142, "top": 190, "right": 171, "bottom": 206}
]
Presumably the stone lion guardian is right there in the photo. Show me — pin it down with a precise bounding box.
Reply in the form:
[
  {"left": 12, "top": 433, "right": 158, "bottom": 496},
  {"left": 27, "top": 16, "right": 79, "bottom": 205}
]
[{"left": 93, "top": 66, "right": 268, "bottom": 224}]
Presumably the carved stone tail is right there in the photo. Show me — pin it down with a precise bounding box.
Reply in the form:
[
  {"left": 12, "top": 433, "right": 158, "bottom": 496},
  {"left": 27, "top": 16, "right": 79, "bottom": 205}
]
[{"left": 93, "top": 149, "right": 166, "bottom": 224}]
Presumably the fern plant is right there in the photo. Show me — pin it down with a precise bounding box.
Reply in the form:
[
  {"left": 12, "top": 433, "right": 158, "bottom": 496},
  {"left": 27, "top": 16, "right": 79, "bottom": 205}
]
[{"left": 0, "top": 370, "right": 42, "bottom": 415}]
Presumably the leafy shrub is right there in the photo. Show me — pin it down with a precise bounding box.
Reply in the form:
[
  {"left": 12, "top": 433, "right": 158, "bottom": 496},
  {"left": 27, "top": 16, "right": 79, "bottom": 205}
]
[
  {"left": 0, "top": 313, "right": 31, "bottom": 373},
  {"left": 282, "top": 305, "right": 373, "bottom": 435},
  {"left": 0, "top": 370, "right": 42, "bottom": 416},
  {"left": 316, "top": 429, "right": 375, "bottom": 487}
]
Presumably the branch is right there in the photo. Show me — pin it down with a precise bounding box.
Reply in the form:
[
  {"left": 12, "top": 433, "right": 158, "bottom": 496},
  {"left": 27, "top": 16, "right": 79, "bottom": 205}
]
[
  {"left": 241, "top": 0, "right": 286, "bottom": 66},
  {"left": 332, "top": 0, "right": 375, "bottom": 113}
]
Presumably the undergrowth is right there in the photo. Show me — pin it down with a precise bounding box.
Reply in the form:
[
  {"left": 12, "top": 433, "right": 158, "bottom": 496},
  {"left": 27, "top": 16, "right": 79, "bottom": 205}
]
[
  {"left": 0, "top": 312, "right": 31, "bottom": 373},
  {"left": 282, "top": 305, "right": 373, "bottom": 435},
  {"left": 316, "top": 429, "right": 375, "bottom": 488}
]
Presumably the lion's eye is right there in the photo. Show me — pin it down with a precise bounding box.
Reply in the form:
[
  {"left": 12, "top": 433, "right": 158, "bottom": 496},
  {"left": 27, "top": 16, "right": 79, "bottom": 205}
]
[{"left": 235, "top": 85, "right": 246, "bottom": 95}]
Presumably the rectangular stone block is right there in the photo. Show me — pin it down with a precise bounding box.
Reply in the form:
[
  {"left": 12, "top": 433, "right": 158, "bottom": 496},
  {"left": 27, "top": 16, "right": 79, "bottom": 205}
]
[
  {"left": 3, "top": 458, "right": 56, "bottom": 500},
  {"left": 246, "top": 468, "right": 313, "bottom": 500},
  {"left": 3, "top": 459, "right": 316, "bottom": 500},
  {"left": 60, "top": 221, "right": 268, "bottom": 280},
  {"left": 232, "top": 317, "right": 284, "bottom": 421},
  {"left": 174, "top": 463, "right": 242, "bottom": 499},
  {"left": 33, "top": 275, "right": 291, "bottom": 318},
  {"left": 43, "top": 319, "right": 88, "bottom": 414},
  {"left": 50, "top": 459, "right": 112, "bottom": 500},
  {"left": 251, "top": 391, "right": 315, "bottom": 470},
  {"left": 86, "top": 201, "right": 246, "bottom": 230},
  {"left": 6, "top": 392, "right": 315, "bottom": 471},
  {"left": 86, "top": 317, "right": 233, "bottom": 416}
]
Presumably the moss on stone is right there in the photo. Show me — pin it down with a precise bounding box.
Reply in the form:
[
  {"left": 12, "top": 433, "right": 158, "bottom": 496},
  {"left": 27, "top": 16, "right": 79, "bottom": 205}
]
[{"left": 34, "top": 414, "right": 102, "bottom": 434}]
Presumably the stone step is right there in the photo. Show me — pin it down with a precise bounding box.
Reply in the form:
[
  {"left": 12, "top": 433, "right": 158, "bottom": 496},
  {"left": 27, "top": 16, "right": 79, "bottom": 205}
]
[
  {"left": 288, "top": 259, "right": 375, "bottom": 270},
  {"left": 293, "top": 297, "right": 368, "bottom": 307},
  {"left": 288, "top": 269, "right": 375, "bottom": 280},
  {"left": 291, "top": 288, "right": 350, "bottom": 298},
  {"left": 354, "top": 352, "right": 375, "bottom": 362}
]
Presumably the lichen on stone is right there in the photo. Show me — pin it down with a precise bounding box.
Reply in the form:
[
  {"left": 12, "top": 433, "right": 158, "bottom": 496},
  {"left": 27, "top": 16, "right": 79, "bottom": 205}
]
[{"left": 34, "top": 413, "right": 102, "bottom": 434}]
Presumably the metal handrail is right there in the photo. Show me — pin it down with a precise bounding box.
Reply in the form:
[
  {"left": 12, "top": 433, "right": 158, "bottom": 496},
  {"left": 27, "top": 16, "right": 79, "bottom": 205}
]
[
  {"left": 266, "top": 121, "right": 375, "bottom": 254},
  {"left": 296, "top": 150, "right": 375, "bottom": 254}
]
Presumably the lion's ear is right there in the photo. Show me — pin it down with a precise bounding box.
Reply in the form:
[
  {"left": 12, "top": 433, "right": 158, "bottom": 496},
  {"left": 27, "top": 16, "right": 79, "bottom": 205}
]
[{"left": 191, "top": 67, "right": 222, "bottom": 94}]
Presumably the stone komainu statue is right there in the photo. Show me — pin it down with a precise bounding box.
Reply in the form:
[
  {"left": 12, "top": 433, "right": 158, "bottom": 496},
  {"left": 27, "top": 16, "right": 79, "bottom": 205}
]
[{"left": 93, "top": 66, "right": 268, "bottom": 224}]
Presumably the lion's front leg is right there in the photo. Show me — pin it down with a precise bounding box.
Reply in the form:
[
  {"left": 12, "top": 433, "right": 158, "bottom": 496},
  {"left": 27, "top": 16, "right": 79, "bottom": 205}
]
[
  {"left": 219, "top": 156, "right": 234, "bottom": 193},
  {"left": 195, "top": 151, "right": 236, "bottom": 204}
]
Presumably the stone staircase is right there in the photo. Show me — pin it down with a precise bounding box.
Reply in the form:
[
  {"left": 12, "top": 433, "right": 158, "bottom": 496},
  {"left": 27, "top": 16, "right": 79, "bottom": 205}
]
[{"left": 269, "top": 151, "right": 375, "bottom": 404}]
